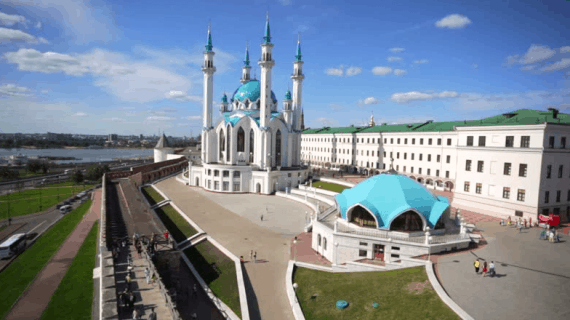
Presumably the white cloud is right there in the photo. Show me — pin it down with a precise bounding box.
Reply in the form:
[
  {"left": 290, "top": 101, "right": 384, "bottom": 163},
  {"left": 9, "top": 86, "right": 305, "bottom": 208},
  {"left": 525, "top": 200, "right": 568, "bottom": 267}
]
[
  {"left": 72, "top": 112, "right": 88, "bottom": 117},
  {"left": 472, "top": 63, "right": 479, "bottom": 69},
  {"left": 325, "top": 66, "right": 344, "bottom": 76},
  {"left": 389, "top": 47, "right": 405, "bottom": 53},
  {"left": 279, "top": 0, "right": 292, "bottom": 5},
  {"left": 0, "top": 83, "right": 31, "bottom": 97},
  {"left": 4, "top": 48, "right": 196, "bottom": 103},
  {"left": 435, "top": 14, "right": 472, "bottom": 29},
  {"left": 103, "top": 117, "right": 125, "bottom": 122},
  {"left": 329, "top": 104, "right": 344, "bottom": 111},
  {"left": 452, "top": 90, "right": 570, "bottom": 111},
  {"left": 41, "top": 89, "right": 49, "bottom": 94},
  {"left": 167, "top": 90, "right": 201, "bottom": 102},
  {"left": 0, "top": 27, "right": 48, "bottom": 44},
  {"left": 540, "top": 59, "right": 570, "bottom": 73},
  {"left": 391, "top": 91, "right": 459, "bottom": 104},
  {"left": 504, "top": 45, "right": 557, "bottom": 66},
  {"left": 35, "top": 21, "right": 42, "bottom": 29},
  {"left": 358, "top": 97, "right": 380, "bottom": 106},
  {"left": 186, "top": 115, "right": 201, "bottom": 120},
  {"left": 561, "top": 46, "right": 570, "bottom": 53},
  {"left": 315, "top": 117, "right": 336, "bottom": 127},
  {"left": 387, "top": 56, "right": 403, "bottom": 62},
  {"left": 346, "top": 66, "right": 362, "bottom": 76},
  {"left": 147, "top": 116, "right": 175, "bottom": 121},
  {"left": 413, "top": 59, "right": 429, "bottom": 64},
  {"left": 372, "top": 66, "right": 392, "bottom": 76},
  {"left": 520, "top": 65, "right": 537, "bottom": 71},
  {"left": 394, "top": 69, "right": 408, "bottom": 76},
  {"left": 0, "top": 11, "right": 26, "bottom": 26},
  {"left": 4, "top": 0, "right": 118, "bottom": 44}
]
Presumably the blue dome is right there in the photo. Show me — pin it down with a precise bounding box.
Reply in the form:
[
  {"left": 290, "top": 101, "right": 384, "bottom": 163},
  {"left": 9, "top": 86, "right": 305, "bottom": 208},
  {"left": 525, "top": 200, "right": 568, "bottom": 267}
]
[
  {"left": 231, "top": 80, "right": 277, "bottom": 104},
  {"left": 335, "top": 173, "right": 449, "bottom": 229}
]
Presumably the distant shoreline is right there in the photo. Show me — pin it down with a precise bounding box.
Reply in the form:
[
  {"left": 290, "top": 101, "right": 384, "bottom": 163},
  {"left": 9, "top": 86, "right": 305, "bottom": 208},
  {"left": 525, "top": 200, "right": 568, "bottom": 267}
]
[{"left": 4, "top": 146, "right": 154, "bottom": 150}]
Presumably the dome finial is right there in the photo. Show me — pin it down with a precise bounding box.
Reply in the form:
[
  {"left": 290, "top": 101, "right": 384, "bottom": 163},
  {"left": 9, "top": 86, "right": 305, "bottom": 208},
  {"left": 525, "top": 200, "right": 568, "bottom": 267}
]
[
  {"left": 205, "top": 22, "right": 213, "bottom": 52},
  {"left": 244, "top": 41, "right": 250, "bottom": 66},
  {"left": 264, "top": 12, "right": 271, "bottom": 44}
]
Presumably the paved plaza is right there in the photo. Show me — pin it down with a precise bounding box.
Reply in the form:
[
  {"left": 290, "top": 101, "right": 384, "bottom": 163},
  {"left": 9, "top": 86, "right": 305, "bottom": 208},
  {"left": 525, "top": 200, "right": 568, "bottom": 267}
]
[
  {"left": 437, "top": 221, "right": 570, "bottom": 320},
  {"left": 156, "top": 176, "right": 313, "bottom": 320}
]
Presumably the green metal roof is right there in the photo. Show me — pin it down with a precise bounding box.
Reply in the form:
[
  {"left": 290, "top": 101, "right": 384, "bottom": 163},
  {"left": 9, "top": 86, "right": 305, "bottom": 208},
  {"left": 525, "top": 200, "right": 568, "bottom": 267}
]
[{"left": 303, "top": 109, "right": 570, "bottom": 134}]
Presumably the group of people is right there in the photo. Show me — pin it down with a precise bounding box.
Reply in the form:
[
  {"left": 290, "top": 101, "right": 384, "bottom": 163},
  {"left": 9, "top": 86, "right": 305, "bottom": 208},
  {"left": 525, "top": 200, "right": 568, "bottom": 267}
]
[
  {"left": 540, "top": 227, "right": 561, "bottom": 242},
  {"left": 119, "top": 287, "right": 157, "bottom": 319},
  {"left": 474, "top": 259, "right": 496, "bottom": 277},
  {"left": 500, "top": 216, "right": 537, "bottom": 231}
]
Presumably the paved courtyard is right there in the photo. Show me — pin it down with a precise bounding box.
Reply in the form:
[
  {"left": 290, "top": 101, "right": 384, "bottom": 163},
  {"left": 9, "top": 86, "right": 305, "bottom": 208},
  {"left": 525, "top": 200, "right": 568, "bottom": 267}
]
[
  {"left": 155, "top": 176, "right": 313, "bottom": 320},
  {"left": 437, "top": 221, "right": 570, "bottom": 320}
]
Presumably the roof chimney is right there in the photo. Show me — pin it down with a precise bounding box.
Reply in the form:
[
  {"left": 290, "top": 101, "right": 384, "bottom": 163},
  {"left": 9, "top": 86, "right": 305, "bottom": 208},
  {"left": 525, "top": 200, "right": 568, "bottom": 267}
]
[{"left": 548, "top": 107, "right": 559, "bottom": 119}]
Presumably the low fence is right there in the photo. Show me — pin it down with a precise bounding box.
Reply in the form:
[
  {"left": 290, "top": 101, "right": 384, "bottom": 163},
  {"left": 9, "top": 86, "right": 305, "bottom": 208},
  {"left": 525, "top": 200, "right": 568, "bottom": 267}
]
[
  {"left": 336, "top": 223, "right": 426, "bottom": 244},
  {"left": 318, "top": 177, "right": 356, "bottom": 188}
]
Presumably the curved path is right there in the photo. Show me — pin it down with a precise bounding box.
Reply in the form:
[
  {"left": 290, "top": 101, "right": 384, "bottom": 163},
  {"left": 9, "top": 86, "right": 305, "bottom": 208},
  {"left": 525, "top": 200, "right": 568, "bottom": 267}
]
[
  {"left": 436, "top": 221, "right": 570, "bottom": 320},
  {"left": 4, "top": 190, "right": 101, "bottom": 320},
  {"left": 155, "top": 177, "right": 312, "bottom": 320}
]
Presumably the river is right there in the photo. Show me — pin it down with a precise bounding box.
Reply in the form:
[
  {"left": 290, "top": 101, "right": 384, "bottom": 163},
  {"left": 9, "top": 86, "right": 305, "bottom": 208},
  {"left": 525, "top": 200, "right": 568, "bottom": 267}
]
[{"left": 0, "top": 148, "right": 154, "bottom": 164}]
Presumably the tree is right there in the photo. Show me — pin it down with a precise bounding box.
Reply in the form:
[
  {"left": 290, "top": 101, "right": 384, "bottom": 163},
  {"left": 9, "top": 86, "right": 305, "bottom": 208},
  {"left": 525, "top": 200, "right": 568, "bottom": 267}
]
[
  {"left": 72, "top": 169, "right": 84, "bottom": 184},
  {"left": 86, "top": 164, "right": 110, "bottom": 181},
  {"left": 0, "top": 167, "right": 19, "bottom": 179},
  {"left": 26, "top": 161, "right": 42, "bottom": 173}
]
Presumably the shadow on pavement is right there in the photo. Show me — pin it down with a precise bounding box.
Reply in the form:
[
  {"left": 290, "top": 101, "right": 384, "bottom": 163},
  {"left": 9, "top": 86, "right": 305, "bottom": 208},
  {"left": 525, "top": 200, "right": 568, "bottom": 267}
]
[
  {"left": 495, "top": 261, "right": 570, "bottom": 280},
  {"left": 241, "top": 264, "right": 262, "bottom": 320}
]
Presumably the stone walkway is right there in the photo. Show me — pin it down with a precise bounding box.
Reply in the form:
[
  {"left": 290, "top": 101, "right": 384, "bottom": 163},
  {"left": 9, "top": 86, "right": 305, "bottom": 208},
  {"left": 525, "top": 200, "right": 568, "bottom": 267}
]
[
  {"left": 4, "top": 189, "right": 101, "bottom": 320},
  {"left": 290, "top": 232, "right": 331, "bottom": 267}
]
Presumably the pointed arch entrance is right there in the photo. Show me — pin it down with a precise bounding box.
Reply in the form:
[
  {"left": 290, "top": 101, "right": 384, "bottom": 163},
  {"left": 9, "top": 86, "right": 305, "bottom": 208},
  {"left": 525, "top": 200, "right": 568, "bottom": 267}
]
[
  {"left": 347, "top": 204, "right": 378, "bottom": 228},
  {"left": 389, "top": 210, "right": 425, "bottom": 232}
]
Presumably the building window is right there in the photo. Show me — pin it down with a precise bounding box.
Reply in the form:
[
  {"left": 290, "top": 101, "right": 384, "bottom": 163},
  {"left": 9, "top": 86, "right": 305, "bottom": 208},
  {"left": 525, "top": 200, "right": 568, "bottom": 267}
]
[
  {"left": 418, "top": 168, "right": 422, "bottom": 174},
  {"left": 519, "top": 164, "right": 527, "bottom": 177},
  {"left": 546, "top": 165, "right": 552, "bottom": 179},
  {"left": 207, "top": 169, "right": 212, "bottom": 176},
  {"left": 411, "top": 167, "right": 414, "bottom": 173},
  {"left": 568, "top": 190, "right": 570, "bottom": 201},
  {"left": 391, "top": 254, "right": 400, "bottom": 258},
  {"left": 359, "top": 250, "right": 367, "bottom": 257},
  {"left": 517, "top": 189, "right": 525, "bottom": 202},
  {"left": 419, "top": 154, "right": 423, "bottom": 161},
  {"left": 549, "top": 136, "right": 555, "bottom": 148},
  {"left": 562, "top": 137, "right": 566, "bottom": 149},
  {"left": 405, "top": 138, "right": 408, "bottom": 144},
  {"left": 383, "top": 163, "right": 386, "bottom": 169},
  {"left": 427, "top": 169, "right": 431, "bottom": 175},
  {"left": 465, "top": 160, "right": 472, "bottom": 171},
  {"left": 476, "top": 183, "right": 482, "bottom": 194},
  {"left": 207, "top": 180, "right": 211, "bottom": 189},
  {"left": 411, "top": 153, "right": 415, "bottom": 160},
  {"left": 367, "top": 151, "right": 369, "bottom": 156},
  {"left": 437, "top": 155, "right": 440, "bottom": 163},
  {"left": 447, "top": 138, "right": 452, "bottom": 146},
  {"left": 223, "top": 181, "right": 229, "bottom": 191},
  {"left": 359, "top": 242, "right": 368, "bottom": 246},
  {"left": 237, "top": 127, "right": 245, "bottom": 152},
  {"left": 515, "top": 211, "right": 523, "bottom": 217},
  {"left": 428, "top": 154, "right": 432, "bottom": 162},
  {"left": 323, "top": 238, "right": 327, "bottom": 251},
  {"left": 214, "top": 181, "right": 220, "bottom": 190},
  {"left": 436, "top": 170, "right": 440, "bottom": 177},
  {"left": 391, "top": 138, "right": 394, "bottom": 144},
  {"left": 398, "top": 138, "right": 401, "bottom": 144},
  {"left": 477, "top": 161, "right": 484, "bottom": 173},
  {"left": 223, "top": 170, "right": 230, "bottom": 177},
  {"left": 404, "top": 153, "right": 407, "bottom": 160},
  {"left": 520, "top": 136, "right": 530, "bottom": 148},
  {"left": 392, "top": 246, "right": 400, "bottom": 251},
  {"left": 467, "top": 136, "right": 474, "bottom": 146},
  {"left": 479, "top": 136, "right": 486, "bottom": 147},
  {"left": 397, "top": 152, "right": 400, "bottom": 159},
  {"left": 420, "top": 138, "right": 424, "bottom": 145},
  {"left": 545, "top": 191, "right": 550, "bottom": 203},
  {"left": 429, "top": 138, "right": 433, "bottom": 145},
  {"left": 542, "top": 208, "right": 549, "bottom": 215},
  {"left": 437, "top": 138, "right": 442, "bottom": 145},
  {"left": 390, "top": 152, "right": 393, "bottom": 158},
  {"left": 503, "top": 187, "right": 510, "bottom": 199},
  {"left": 384, "top": 138, "right": 387, "bottom": 144},
  {"left": 397, "top": 165, "right": 399, "bottom": 171},
  {"left": 403, "top": 166, "right": 406, "bottom": 172},
  {"left": 556, "top": 190, "right": 561, "bottom": 202},
  {"left": 214, "top": 170, "right": 220, "bottom": 177},
  {"left": 505, "top": 136, "right": 514, "bottom": 148},
  {"left": 558, "top": 165, "right": 563, "bottom": 178},
  {"left": 446, "top": 171, "right": 449, "bottom": 178},
  {"left": 412, "top": 138, "right": 416, "bottom": 145},
  {"left": 233, "top": 182, "right": 240, "bottom": 191},
  {"left": 504, "top": 163, "right": 511, "bottom": 175},
  {"left": 464, "top": 182, "right": 470, "bottom": 192}
]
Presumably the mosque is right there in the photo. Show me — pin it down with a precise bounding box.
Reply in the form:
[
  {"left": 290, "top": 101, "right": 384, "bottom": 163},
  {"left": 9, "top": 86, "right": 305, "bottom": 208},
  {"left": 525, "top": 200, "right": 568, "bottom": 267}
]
[{"left": 187, "top": 16, "right": 309, "bottom": 194}]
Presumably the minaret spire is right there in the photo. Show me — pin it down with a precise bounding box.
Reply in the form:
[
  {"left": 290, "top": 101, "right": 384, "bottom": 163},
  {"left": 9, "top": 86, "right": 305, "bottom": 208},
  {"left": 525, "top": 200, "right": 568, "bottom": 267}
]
[
  {"left": 264, "top": 12, "right": 271, "bottom": 44},
  {"left": 295, "top": 33, "right": 302, "bottom": 61},
  {"left": 206, "top": 22, "right": 213, "bottom": 52},
  {"left": 244, "top": 41, "right": 250, "bottom": 66}
]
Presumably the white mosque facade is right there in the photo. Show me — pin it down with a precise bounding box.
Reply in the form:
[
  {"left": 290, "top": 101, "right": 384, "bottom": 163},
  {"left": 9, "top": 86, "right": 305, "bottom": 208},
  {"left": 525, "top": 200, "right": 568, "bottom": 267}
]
[{"left": 187, "top": 18, "right": 309, "bottom": 194}]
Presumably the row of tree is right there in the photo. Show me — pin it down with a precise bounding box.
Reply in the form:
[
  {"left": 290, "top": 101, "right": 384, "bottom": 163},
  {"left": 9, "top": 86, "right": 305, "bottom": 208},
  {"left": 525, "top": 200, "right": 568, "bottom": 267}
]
[
  {"left": 71, "top": 164, "right": 111, "bottom": 184},
  {"left": 0, "top": 138, "right": 107, "bottom": 149}
]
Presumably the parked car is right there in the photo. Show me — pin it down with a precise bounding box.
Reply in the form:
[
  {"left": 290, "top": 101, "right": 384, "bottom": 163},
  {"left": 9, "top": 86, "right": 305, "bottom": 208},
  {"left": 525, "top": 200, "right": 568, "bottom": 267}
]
[
  {"left": 56, "top": 204, "right": 63, "bottom": 209},
  {"left": 59, "top": 205, "right": 72, "bottom": 214}
]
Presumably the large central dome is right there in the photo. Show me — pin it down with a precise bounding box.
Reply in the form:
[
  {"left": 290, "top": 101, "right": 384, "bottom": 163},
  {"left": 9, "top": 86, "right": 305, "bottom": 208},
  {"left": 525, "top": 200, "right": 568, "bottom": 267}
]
[{"left": 231, "top": 80, "right": 277, "bottom": 104}]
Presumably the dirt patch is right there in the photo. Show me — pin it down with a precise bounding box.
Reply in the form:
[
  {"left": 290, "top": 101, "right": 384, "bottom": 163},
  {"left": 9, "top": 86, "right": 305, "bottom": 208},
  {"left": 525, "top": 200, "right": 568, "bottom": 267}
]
[{"left": 406, "top": 280, "right": 433, "bottom": 294}]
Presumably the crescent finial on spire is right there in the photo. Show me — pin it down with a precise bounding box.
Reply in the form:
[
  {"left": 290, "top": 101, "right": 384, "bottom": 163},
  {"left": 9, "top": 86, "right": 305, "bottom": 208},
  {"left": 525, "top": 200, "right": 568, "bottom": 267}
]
[
  {"left": 264, "top": 12, "right": 271, "bottom": 44},
  {"left": 206, "top": 21, "right": 213, "bottom": 52}
]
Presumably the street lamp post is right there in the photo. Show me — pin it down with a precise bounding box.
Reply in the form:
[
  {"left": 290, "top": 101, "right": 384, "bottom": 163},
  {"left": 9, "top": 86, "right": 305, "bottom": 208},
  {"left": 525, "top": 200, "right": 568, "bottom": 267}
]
[
  {"left": 275, "top": 181, "right": 278, "bottom": 194},
  {"left": 293, "top": 237, "right": 297, "bottom": 261}
]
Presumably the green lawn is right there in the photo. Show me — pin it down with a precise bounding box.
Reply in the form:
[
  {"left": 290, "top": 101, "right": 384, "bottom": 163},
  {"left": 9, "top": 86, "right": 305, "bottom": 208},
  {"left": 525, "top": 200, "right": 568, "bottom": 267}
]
[
  {"left": 312, "top": 181, "right": 349, "bottom": 193},
  {"left": 0, "top": 225, "right": 7, "bottom": 233},
  {"left": 40, "top": 181, "right": 93, "bottom": 188},
  {"left": 0, "top": 200, "right": 93, "bottom": 319},
  {"left": 293, "top": 266, "right": 460, "bottom": 320},
  {"left": 39, "top": 221, "right": 98, "bottom": 320},
  {"left": 0, "top": 185, "right": 94, "bottom": 219},
  {"left": 155, "top": 205, "right": 198, "bottom": 243},
  {"left": 141, "top": 186, "right": 165, "bottom": 206},
  {"left": 184, "top": 241, "right": 241, "bottom": 318}
]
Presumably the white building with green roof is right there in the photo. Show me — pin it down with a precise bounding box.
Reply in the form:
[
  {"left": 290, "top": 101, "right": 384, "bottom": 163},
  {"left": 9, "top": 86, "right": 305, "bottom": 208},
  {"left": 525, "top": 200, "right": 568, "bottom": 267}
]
[{"left": 301, "top": 108, "right": 570, "bottom": 222}]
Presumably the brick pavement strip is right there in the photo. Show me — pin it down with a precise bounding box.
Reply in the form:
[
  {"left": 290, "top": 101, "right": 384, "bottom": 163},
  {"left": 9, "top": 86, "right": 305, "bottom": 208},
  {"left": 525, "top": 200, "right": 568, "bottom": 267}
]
[{"left": 4, "top": 190, "right": 101, "bottom": 320}]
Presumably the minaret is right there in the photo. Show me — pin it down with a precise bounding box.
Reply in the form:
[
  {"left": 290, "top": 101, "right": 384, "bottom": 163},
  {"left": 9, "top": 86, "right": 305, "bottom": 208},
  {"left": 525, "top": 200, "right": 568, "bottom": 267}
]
[
  {"left": 240, "top": 42, "right": 251, "bottom": 84},
  {"left": 259, "top": 13, "right": 275, "bottom": 130},
  {"left": 283, "top": 90, "right": 293, "bottom": 127},
  {"left": 219, "top": 93, "right": 228, "bottom": 113},
  {"left": 292, "top": 34, "right": 305, "bottom": 132},
  {"left": 201, "top": 24, "right": 216, "bottom": 163},
  {"left": 369, "top": 112, "right": 376, "bottom": 127}
]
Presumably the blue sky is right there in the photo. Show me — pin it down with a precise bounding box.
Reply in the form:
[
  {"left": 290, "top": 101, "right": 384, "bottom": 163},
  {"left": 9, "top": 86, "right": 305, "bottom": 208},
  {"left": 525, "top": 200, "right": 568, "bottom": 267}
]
[{"left": 0, "top": 0, "right": 569, "bottom": 137}]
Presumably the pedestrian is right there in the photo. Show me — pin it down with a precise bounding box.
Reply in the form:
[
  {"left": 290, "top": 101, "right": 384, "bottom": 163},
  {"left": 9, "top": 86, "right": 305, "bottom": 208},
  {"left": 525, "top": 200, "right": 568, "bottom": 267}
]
[
  {"left": 250, "top": 250, "right": 253, "bottom": 261},
  {"left": 132, "top": 307, "right": 139, "bottom": 320},
  {"left": 261, "top": 214, "right": 263, "bottom": 221},
  {"left": 529, "top": 217, "right": 532, "bottom": 228},
  {"left": 482, "top": 261, "right": 488, "bottom": 277},
  {"left": 489, "top": 261, "right": 496, "bottom": 277},
  {"left": 193, "top": 283, "right": 198, "bottom": 298},
  {"left": 125, "top": 273, "right": 132, "bottom": 290},
  {"left": 8, "top": 217, "right": 11, "bottom": 226},
  {"left": 120, "top": 290, "right": 129, "bottom": 310},
  {"left": 129, "top": 291, "right": 135, "bottom": 310},
  {"left": 133, "top": 234, "right": 137, "bottom": 247},
  {"left": 151, "top": 273, "right": 157, "bottom": 285},
  {"left": 254, "top": 251, "right": 257, "bottom": 263},
  {"left": 164, "top": 230, "right": 169, "bottom": 243},
  {"left": 148, "top": 307, "right": 157, "bottom": 320},
  {"left": 518, "top": 223, "right": 523, "bottom": 233},
  {"left": 524, "top": 218, "right": 527, "bottom": 229},
  {"left": 473, "top": 259, "right": 480, "bottom": 274},
  {"left": 145, "top": 267, "right": 150, "bottom": 284},
  {"left": 137, "top": 244, "right": 142, "bottom": 259}
]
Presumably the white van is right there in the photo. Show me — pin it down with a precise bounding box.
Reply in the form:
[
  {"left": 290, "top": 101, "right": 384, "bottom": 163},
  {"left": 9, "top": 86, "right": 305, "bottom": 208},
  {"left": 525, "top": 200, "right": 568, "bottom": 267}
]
[
  {"left": 59, "top": 205, "right": 72, "bottom": 214},
  {"left": 0, "top": 233, "right": 27, "bottom": 259}
]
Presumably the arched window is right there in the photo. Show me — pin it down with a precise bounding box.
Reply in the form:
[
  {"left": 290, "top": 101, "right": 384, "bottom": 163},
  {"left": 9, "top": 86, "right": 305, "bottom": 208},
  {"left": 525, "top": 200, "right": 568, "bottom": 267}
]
[
  {"left": 323, "top": 238, "right": 327, "bottom": 251},
  {"left": 249, "top": 129, "right": 255, "bottom": 163},
  {"left": 226, "top": 128, "right": 231, "bottom": 162},
  {"left": 219, "top": 129, "right": 225, "bottom": 161},
  {"left": 237, "top": 128, "right": 245, "bottom": 152},
  {"left": 318, "top": 234, "right": 321, "bottom": 246},
  {"left": 390, "top": 211, "right": 424, "bottom": 232},
  {"left": 349, "top": 205, "right": 377, "bottom": 228},
  {"left": 275, "top": 130, "right": 282, "bottom": 167}
]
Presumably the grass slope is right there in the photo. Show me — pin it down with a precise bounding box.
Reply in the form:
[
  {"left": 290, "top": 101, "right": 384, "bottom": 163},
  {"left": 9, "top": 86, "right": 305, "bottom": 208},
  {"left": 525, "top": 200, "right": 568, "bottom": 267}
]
[
  {"left": 39, "top": 221, "right": 99, "bottom": 320},
  {"left": 141, "top": 186, "right": 165, "bottom": 206},
  {"left": 184, "top": 242, "right": 241, "bottom": 318},
  {"left": 0, "top": 200, "right": 93, "bottom": 319},
  {"left": 293, "top": 266, "right": 460, "bottom": 320},
  {"left": 312, "top": 181, "right": 349, "bottom": 193},
  {"left": 155, "top": 205, "right": 198, "bottom": 243}
]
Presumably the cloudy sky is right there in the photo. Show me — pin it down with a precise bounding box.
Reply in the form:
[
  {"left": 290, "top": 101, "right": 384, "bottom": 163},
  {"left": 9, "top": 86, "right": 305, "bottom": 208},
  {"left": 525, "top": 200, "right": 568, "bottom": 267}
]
[{"left": 1, "top": 0, "right": 569, "bottom": 136}]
